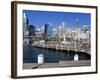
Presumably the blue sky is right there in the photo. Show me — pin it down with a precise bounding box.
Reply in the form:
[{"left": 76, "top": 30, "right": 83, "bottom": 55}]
[{"left": 23, "top": 10, "right": 91, "bottom": 29}]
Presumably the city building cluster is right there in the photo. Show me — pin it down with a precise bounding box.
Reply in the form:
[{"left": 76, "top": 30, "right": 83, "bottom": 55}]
[{"left": 23, "top": 13, "right": 91, "bottom": 54}]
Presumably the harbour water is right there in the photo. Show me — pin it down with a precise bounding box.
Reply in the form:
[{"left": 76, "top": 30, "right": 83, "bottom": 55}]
[{"left": 23, "top": 44, "right": 91, "bottom": 63}]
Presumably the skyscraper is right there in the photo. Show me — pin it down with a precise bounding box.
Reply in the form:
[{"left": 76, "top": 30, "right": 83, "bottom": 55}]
[
  {"left": 23, "top": 13, "right": 29, "bottom": 36},
  {"left": 44, "top": 24, "right": 49, "bottom": 38},
  {"left": 44, "top": 24, "right": 48, "bottom": 35},
  {"left": 28, "top": 25, "right": 35, "bottom": 44},
  {"left": 26, "top": 18, "right": 29, "bottom": 29},
  {"left": 58, "top": 22, "right": 66, "bottom": 39},
  {"left": 29, "top": 25, "right": 35, "bottom": 36}
]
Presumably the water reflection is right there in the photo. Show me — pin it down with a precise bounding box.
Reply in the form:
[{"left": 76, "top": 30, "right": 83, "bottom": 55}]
[{"left": 23, "top": 44, "right": 91, "bottom": 63}]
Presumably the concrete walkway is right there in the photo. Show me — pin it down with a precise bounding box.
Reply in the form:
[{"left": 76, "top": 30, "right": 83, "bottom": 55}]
[
  {"left": 23, "top": 63, "right": 59, "bottom": 69},
  {"left": 23, "top": 60, "right": 90, "bottom": 69}
]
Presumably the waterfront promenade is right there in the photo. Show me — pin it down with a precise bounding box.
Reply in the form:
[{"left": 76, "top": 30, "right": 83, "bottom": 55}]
[{"left": 23, "top": 60, "right": 90, "bottom": 69}]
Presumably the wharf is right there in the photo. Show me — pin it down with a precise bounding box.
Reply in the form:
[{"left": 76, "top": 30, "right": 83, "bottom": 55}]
[{"left": 32, "top": 45, "right": 90, "bottom": 54}]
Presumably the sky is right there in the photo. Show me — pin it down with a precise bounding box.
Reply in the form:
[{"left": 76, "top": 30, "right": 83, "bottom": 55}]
[{"left": 23, "top": 10, "right": 91, "bottom": 29}]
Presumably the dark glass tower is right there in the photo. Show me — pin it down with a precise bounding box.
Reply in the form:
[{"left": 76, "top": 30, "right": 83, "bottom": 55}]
[
  {"left": 26, "top": 18, "right": 29, "bottom": 29},
  {"left": 44, "top": 24, "right": 48, "bottom": 36},
  {"left": 28, "top": 25, "right": 35, "bottom": 44},
  {"left": 29, "top": 25, "right": 35, "bottom": 36}
]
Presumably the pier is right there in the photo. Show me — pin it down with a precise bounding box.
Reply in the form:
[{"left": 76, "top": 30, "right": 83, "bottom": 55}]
[{"left": 32, "top": 41, "right": 90, "bottom": 55}]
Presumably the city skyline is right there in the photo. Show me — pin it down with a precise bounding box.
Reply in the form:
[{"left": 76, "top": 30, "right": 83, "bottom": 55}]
[
  {"left": 23, "top": 10, "right": 91, "bottom": 31},
  {"left": 23, "top": 10, "right": 91, "bottom": 68}
]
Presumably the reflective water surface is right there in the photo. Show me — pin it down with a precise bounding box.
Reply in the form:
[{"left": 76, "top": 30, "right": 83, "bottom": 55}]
[{"left": 23, "top": 44, "right": 91, "bottom": 63}]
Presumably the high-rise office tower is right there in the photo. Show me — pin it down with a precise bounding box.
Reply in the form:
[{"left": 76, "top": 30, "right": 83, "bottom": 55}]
[
  {"left": 23, "top": 13, "right": 29, "bottom": 36},
  {"left": 29, "top": 25, "right": 35, "bottom": 36},
  {"left": 58, "top": 22, "right": 66, "bottom": 38},
  {"left": 44, "top": 24, "right": 49, "bottom": 37}
]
